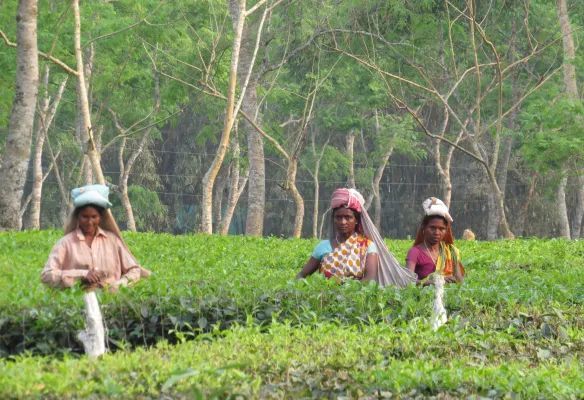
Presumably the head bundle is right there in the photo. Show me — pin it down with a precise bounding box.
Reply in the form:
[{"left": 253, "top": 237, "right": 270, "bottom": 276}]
[{"left": 414, "top": 197, "right": 455, "bottom": 245}]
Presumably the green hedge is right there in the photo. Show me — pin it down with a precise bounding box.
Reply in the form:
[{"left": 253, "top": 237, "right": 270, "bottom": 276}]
[
  {"left": 1, "top": 322, "right": 582, "bottom": 398},
  {"left": 0, "top": 231, "right": 582, "bottom": 357}
]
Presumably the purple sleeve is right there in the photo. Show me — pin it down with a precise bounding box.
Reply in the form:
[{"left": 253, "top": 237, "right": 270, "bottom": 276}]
[{"left": 406, "top": 246, "right": 421, "bottom": 265}]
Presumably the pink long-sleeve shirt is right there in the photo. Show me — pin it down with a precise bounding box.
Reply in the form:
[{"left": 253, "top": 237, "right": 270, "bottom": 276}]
[{"left": 41, "top": 227, "right": 141, "bottom": 289}]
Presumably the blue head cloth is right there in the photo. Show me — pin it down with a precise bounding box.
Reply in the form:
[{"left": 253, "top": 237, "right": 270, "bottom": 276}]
[{"left": 71, "top": 184, "right": 112, "bottom": 209}]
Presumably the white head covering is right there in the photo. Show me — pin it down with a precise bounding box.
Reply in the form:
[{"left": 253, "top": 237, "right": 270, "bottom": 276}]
[
  {"left": 422, "top": 197, "right": 453, "bottom": 223},
  {"left": 71, "top": 184, "right": 112, "bottom": 209}
]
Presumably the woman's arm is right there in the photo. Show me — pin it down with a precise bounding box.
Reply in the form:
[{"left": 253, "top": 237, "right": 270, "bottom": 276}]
[
  {"left": 445, "top": 247, "right": 464, "bottom": 284},
  {"left": 406, "top": 258, "right": 416, "bottom": 273},
  {"left": 452, "top": 261, "right": 464, "bottom": 283},
  {"left": 362, "top": 253, "right": 379, "bottom": 282},
  {"left": 114, "top": 237, "right": 142, "bottom": 286},
  {"left": 296, "top": 257, "right": 320, "bottom": 279},
  {"left": 405, "top": 248, "right": 427, "bottom": 285},
  {"left": 41, "top": 240, "right": 88, "bottom": 288}
]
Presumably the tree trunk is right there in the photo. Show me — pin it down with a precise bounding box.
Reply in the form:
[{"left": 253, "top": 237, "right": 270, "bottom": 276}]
[
  {"left": 556, "top": 173, "right": 571, "bottom": 238},
  {"left": 468, "top": 114, "right": 514, "bottom": 239},
  {"left": 201, "top": 0, "right": 246, "bottom": 233},
  {"left": 371, "top": 146, "right": 393, "bottom": 230},
  {"left": 346, "top": 131, "right": 355, "bottom": 188},
  {"left": 573, "top": 175, "right": 584, "bottom": 238},
  {"left": 26, "top": 68, "right": 67, "bottom": 229},
  {"left": 239, "top": 12, "right": 265, "bottom": 236},
  {"left": 73, "top": 0, "right": 103, "bottom": 185},
  {"left": 119, "top": 187, "right": 135, "bottom": 231},
  {"left": 434, "top": 140, "right": 452, "bottom": 208},
  {"left": 75, "top": 46, "right": 93, "bottom": 185},
  {"left": 118, "top": 138, "right": 136, "bottom": 231},
  {"left": 219, "top": 134, "right": 249, "bottom": 235},
  {"left": 486, "top": 166, "right": 514, "bottom": 239},
  {"left": 213, "top": 164, "right": 229, "bottom": 230},
  {"left": 365, "top": 112, "right": 394, "bottom": 229},
  {"left": 114, "top": 68, "right": 160, "bottom": 232},
  {"left": 45, "top": 139, "right": 71, "bottom": 224},
  {"left": 0, "top": 0, "right": 39, "bottom": 230},
  {"left": 243, "top": 95, "right": 265, "bottom": 236},
  {"left": 287, "top": 159, "right": 304, "bottom": 238},
  {"left": 556, "top": 0, "right": 579, "bottom": 99},
  {"left": 26, "top": 67, "right": 50, "bottom": 230},
  {"left": 556, "top": 0, "right": 581, "bottom": 238},
  {"left": 311, "top": 159, "right": 321, "bottom": 238},
  {"left": 486, "top": 191, "right": 499, "bottom": 240},
  {"left": 309, "top": 131, "right": 327, "bottom": 238},
  {"left": 487, "top": 127, "right": 514, "bottom": 240},
  {"left": 516, "top": 174, "right": 537, "bottom": 236}
]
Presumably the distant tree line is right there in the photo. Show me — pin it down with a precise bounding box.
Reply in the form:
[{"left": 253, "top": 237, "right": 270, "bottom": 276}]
[{"left": 0, "top": 0, "right": 582, "bottom": 239}]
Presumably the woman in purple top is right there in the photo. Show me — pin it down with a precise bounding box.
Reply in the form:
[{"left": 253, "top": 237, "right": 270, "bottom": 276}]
[{"left": 406, "top": 198, "right": 465, "bottom": 285}]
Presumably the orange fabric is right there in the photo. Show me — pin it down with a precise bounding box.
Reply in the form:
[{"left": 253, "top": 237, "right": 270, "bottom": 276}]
[
  {"left": 320, "top": 233, "right": 371, "bottom": 280},
  {"left": 435, "top": 242, "right": 465, "bottom": 278}
]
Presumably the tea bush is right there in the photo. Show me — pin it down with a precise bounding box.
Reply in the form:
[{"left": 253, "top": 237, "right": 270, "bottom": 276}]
[
  {"left": 1, "top": 322, "right": 582, "bottom": 398},
  {"left": 0, "top": 231, "right": 582, "bottom": 397},
  {"left": 0, "top": 231, "right": 582, "bottom": 356}
]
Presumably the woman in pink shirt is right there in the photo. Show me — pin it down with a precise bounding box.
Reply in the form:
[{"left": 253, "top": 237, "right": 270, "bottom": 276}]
[
  {"left": 41, "top": 184, "right": 150, "bottom": 290},
  {"left": 406, "top": 197, "right": 464, "bottom": 285}
]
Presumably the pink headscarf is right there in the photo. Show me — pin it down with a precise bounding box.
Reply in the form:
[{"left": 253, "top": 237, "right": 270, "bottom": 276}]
[{"left": 330, "top": 188, "right": 364, "bottom": 213}]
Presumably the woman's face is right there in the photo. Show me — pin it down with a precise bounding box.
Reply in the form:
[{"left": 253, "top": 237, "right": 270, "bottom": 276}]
[
  {"left": 78, "top": 206, "right": 101, "bottom": 236},
  {"left": 334, "top": 207, "right": 358, "bottom": 236},
  {"left": 423, "top": 217, "right": 447, "bottom": 245}
]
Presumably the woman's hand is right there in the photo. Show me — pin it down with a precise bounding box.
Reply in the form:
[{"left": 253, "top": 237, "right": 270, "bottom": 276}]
[
  {"left": 61, "top": 275, "right": 77, "bottom": 288},
  {"left": 362, "top": 253, "right": 379, "bottom": 282},
  {"left": 297, "top": 257, "right": 320, "bottom": 279},
  {"left": 452, "top": 261, "right": 464, "bottom": 283},
  {"left": 82, "top": 270, "right": 103, "bottom": 285}
]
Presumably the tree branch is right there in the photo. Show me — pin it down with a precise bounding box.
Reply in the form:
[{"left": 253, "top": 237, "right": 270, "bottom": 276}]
[{"left": 1, "top": 29, "right": 78, "bottom": 76}]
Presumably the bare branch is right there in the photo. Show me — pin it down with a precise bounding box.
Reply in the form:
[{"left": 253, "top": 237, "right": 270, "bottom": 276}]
[
  {"left": 1, "top": 29, "right": 78, "bottom": 76},
  {"left": 333, "top": 45, "right": 437, "bottom": 95},
  {"left": 83, "top": 17, "right": 149, "bottom": 48}
]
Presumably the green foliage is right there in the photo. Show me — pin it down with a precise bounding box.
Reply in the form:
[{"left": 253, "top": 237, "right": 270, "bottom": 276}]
[
  {"left": 520, "top": 96, "right": 584, "bottom": 172},
  {"left": 114, "top": 185, "right": 168, "bottom": 231},
  {"left": 0, "top": 232, "right": 582, "bottom": 396},
  {"left": 0, "top": 231, "right": 582, "bottom": 397},
  {"left": 0, "top": 2, "right": 18, "bottom": 127},
  {"left": 1, "top": 322, "right": 582, "bottom": 398}
]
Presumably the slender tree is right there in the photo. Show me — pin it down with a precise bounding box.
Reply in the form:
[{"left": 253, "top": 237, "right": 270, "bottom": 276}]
[
  {"left": 556, "top": 0, "right": 583, "bottom": 238},
  {"left": 73, "top": 0, "right": 104, "bottom": 185},
  {"left": 200, "top": 0, "right": 247, "bottom": 233},
  {"left": 218, "top": 125, "right": 250, "bottom": 235},
  {"left": 25, "top": 67, "right": 68, "bottom": 229},
  {"left": 0, "top": 0, "right": 39, "bottom": 230}
]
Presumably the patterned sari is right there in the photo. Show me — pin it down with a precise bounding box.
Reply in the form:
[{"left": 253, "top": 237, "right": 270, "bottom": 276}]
[
  {"left": 435, "top": 242, "right": 465, "bottom": 277},
  {"left": 320, "top": 233, "right": 372, "bottom": 280}
]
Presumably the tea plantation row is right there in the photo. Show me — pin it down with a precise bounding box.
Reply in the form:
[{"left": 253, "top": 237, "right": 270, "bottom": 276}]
[
  {"left": 0, "top": 231, "right": 582, "bottom": 397},
  {"left": 0, "top": 231, "right": 582, "bottom": 356},
  {"left": 1, "top": 322, "right": 582, "bottom": 398}
]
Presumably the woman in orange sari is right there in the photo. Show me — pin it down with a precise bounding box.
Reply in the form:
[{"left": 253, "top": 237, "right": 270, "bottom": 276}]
[{"left": 297, "top": 188, "right": 416, "bottom": 287}]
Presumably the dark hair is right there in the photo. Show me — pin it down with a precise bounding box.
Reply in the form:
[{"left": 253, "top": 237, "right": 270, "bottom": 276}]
[
  {"left": 413, "top": 214, "right": 454, "bottom": 245},
  {"left": 74, "top": 204, "right": 106, "bottom": 217}
]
